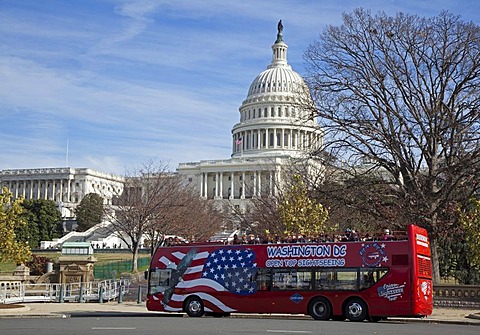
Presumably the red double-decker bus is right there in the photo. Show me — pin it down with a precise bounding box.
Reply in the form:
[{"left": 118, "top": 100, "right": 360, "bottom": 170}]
[{"left": 145, "top": 224, "right": 433, "bottom": 321}]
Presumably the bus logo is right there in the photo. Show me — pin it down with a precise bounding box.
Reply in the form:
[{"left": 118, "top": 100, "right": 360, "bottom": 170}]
[
  {"left": 377, "top": 283, "right": 405, "bottom": 301},
  {"left": 290, "top": 293, "right": 304, "bottom": 304},
  {"left": 359, "top": 243, "right": 387, "bottom": 267}
]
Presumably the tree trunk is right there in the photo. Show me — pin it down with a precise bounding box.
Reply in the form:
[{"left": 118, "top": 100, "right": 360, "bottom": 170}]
[
  {"left": 430, "top": 236, "right": 441, "bottom": 285},
  {"left": 131, "top": 243, "right": 139, "bottom": 272}
]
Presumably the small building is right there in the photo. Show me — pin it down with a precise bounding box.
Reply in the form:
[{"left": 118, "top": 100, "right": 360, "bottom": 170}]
[{"left": 58, "top": 242, "right": 96, "bottom": 284}]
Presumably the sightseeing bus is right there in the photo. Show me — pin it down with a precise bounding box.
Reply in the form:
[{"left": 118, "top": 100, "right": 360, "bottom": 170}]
[{"left": 145, "top": 224, "right": 433, "bottom": 321}]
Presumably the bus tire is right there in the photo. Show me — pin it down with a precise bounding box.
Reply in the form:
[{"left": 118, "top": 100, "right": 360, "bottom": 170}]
[
  {"left": 185, "top": 296, "right": 205, "bottom": 317},
  {"left": 344, "top": 298, "right": 368, "bottom": 322},
  {"left": 308, "top": 297, "right": 332, "bottom": 320}
]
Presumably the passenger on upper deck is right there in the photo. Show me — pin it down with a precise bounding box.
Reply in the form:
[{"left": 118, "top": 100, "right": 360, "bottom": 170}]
[{"left": 383, "top": 229, "right": 396, "bottom": 241}]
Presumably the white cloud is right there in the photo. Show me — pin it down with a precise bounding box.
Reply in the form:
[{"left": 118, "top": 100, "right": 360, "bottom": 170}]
[{"left": 0, "top": 0, "right": 478, "bottom": 175}]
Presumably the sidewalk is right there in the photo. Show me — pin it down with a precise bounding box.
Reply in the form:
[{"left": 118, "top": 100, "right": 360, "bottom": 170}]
[{"left": 1, "top": 301, "right": 479, "bottom": 324}]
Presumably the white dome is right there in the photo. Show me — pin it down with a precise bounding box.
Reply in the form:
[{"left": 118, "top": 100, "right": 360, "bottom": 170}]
[
  {"left": 231, "top": 21, "right": 322, "bottom": 159},
  {"left": 247, "top": 65, "right": 307, "bottom": 97}
]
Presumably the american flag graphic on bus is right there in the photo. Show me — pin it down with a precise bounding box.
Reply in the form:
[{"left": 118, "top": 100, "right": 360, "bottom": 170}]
[{"left": 153, "top": 247, "right": 258, "bottom": 313}]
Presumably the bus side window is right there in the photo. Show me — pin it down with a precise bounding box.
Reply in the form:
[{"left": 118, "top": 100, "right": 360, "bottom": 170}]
[
  {"left": 315, "top": 270, "right": 333, "bottom": 290},
  {"left": 256, "top": 269, "right": 272, "bottom": 291},
  {"left": 148, "top": 269, "right": 172, "bottom": 295},
  {"left": 359, "top": 268, "right": 389, "bottom": 290}
]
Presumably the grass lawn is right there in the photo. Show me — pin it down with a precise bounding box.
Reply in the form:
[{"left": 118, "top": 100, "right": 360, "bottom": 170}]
[{"left": 0, "top": 251, "right": 150, "bottom": 275}]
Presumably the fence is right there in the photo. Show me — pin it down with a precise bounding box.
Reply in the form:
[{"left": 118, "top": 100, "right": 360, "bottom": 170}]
[
  {"left": 94, "top": 257, "right": 150, "bottom": 280},
  {"left": 434, "top": 284, "right": 480, "bottom": 309},
  {"left": 0, "top": 279, "right": 130, "bottom": 305}
]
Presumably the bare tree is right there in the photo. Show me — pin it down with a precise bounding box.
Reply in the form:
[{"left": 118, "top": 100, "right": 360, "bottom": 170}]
[
  {"left": 107, "top": 161, "right": 175, "bottom": 271},
  {"left": 107, "top": 161, "right": 224, "bottom": 270},
  {"left": 147, "top": 182, "right": 224, "bottom": 251},
  {"left": 303, "top": 9, "right": 480, "bottom": 283}
]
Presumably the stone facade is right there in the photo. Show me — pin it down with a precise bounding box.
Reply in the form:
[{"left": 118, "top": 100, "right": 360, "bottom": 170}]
[{"left": 0, "top": 167, "right": 124, "bottom": 227}]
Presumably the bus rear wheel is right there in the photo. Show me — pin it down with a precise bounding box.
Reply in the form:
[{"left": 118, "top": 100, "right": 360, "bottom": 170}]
[
  {"left": 185, "top": 296, "right": 205, "bottom": 317},
  {"left": 344, "top": 298, "right": 368, "bottom": 322},
  {"left": 308, "top": 297, "right": 332, "bottom": 320}
]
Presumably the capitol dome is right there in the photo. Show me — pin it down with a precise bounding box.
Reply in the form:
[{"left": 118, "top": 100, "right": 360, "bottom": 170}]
[{"left": 231, "top": 21, "right": 322, "bottom": 159}]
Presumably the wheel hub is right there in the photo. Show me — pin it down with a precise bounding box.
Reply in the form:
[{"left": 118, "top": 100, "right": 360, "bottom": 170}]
[{"left": 348, "top": 302, "right": 363, "bottom": 318}]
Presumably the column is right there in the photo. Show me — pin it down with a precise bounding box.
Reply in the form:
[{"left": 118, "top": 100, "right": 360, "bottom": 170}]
[
  {"left": 253, "top": 171, "right": 257, "bottom": 197},
  {"left": 59, "top": 179, "right": 63, "bottom": 203},
  {"left": 215, "top": 173, "right": 219, "bottom": 198},
  {"left": 273, "top": 129, "right": 277, "bottom": 148},
  {"left": 219, "top": 172, "right": 223, "bottom": 199},
  {"left": 204, "top": 172, "right": 208, "bottom": 198},
  {"left": 52, "top": 180, "right": 56, "bottom": 201},
  {"left": 230, "top": 172, "right": 234, "bottom": 199},
  {"left": 67, "top": 179, "right": 71, "bottom": 202},
  {"left": 269, "top": 171, "right": 273, "bottom": 196},
  {"left": 265, "top": 129, "right": 269, "bottom": 148},
  {"left": 241, "top": 172, "right": 245, "bottom": 199},
  {"left": 258, "top": 171, "right": 262, "bottom": 197},
  {"left": 257, "top": 130, "right": 261, "bottom": 149}
]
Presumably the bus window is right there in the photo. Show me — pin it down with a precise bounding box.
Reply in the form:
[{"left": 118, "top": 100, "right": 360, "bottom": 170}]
[
  {"left": 359, "top": 268, "right": 388, "bottom": 290},
  {"left": 148, "top": 268, "right": 171, "bottom": 295},
  {"left": 315, "top": 269, "right": 358, "bottom": 291},
  {"left": 255, "top": 268, "right": 272, "bottom": 291},
  {"left": 272, "top": 269, "right": 312, "bottom": 290},
  {"left": 296, "top": 270, "right": 312, "bottom": 290}
]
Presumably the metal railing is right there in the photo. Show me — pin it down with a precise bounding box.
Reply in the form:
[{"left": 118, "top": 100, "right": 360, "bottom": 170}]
[{"left": 0, "top": 279, "right": 130, "bottom": 305}]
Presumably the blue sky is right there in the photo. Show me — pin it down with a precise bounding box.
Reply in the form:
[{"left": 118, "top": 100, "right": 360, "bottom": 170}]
[{"left": 1, "top": 0, "right": 479, "bottom": 175}]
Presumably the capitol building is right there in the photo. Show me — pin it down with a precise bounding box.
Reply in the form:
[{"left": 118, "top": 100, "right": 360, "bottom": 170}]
[
  {"left": 177, "top": 22, "right": 323, "bottom": 219},
  {"left": 0, "top": 22, "right": 322, "bottom": 234},
  {"left": 0, "top": 167, "right": 124, "bottom": 231}
]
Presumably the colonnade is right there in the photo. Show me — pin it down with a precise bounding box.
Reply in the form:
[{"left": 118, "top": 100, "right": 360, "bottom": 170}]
[
  {"left": 232, "top": 128, "right": 321, "bottom": 154},
  {"left": 199, "top": 169, "right": 280, "bottom": 200},
  {"left": 1, "top": 178, "right": 76, "bottom": 203}
]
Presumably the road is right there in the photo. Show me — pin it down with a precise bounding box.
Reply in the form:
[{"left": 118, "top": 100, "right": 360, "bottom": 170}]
[{"left": 0, "top": 316, "right": 478, "bottom": 335}]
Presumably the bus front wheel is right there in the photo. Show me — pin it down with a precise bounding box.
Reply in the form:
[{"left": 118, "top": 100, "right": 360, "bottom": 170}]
[
  {"left": 308, "top": 297, "right": 332, "bottom": 320},
  {"left": 344, "top": 298, "right": 368, "bottom": 322},
  {"left": 185, "top": 296, "right": 205, "bottom": 317}
]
